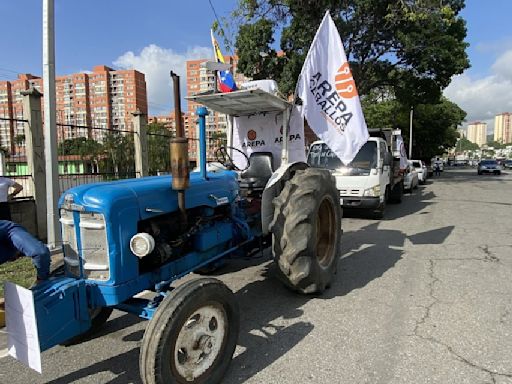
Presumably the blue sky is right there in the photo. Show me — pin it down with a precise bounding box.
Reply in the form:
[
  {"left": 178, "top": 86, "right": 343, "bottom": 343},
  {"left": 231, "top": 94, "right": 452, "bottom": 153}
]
[{"left": 1, "top": 0, "right": 511, "bottom": 125}]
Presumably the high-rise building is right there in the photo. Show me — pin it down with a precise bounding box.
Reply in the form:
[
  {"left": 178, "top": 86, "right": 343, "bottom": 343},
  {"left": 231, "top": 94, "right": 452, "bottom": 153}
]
[
  {"left": 0, "top": 65, "right": 147, "bottom": 151},
  {"left": 186, "top": 56, "right": 250, "bottom": 136},
  {"left": 494, "top": 112, "right": 512, "bottom": 144},
  {"left": 0, "top": 74, "right": 42, "bottom": 154},
  {"left": 467, "top": 122, "right": 487, "bottom": 146}
]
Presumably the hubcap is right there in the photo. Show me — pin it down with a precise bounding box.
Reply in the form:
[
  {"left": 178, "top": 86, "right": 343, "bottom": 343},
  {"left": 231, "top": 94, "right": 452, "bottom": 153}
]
[
  {"left": 316, "top": 197, "right": 336, "bottom": 268},
  {"left": 174, "top": 304, "right": 227, "bottom": 381}
]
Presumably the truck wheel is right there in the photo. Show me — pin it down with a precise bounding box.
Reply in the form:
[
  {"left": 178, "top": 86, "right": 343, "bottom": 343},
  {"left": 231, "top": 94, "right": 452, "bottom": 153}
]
[
  {"left": 140, "top": 278, "right": 239, "bottom": 384},
  {"left": 270, "top": 168, "right": 342, "bottom": 294},
  {"left": 61, "top": 307, "right": 113, "bottom": 346},
  {"left": 374, "top": 187, "right": 389, "bottom": 219},
  {"left": 389, "top": 181, "right": 403, "bottom": 204},
  {"left": 373, "top": 202, "right": 385, "bottom": 220}
]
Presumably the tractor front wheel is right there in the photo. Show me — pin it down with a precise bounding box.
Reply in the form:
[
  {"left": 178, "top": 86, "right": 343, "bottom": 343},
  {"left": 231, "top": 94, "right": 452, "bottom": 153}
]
[
  {"left": 139, "top": 278, "right": 239, "bottom": 384},
  {"left": 270, "top": 168, "right": 342, "bottom": 294}
]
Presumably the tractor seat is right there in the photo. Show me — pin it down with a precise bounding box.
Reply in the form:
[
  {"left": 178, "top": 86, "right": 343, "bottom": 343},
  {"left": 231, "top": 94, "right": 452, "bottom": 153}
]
[{"left": 239, "top": 152, "right": 274, "bottom": 190}]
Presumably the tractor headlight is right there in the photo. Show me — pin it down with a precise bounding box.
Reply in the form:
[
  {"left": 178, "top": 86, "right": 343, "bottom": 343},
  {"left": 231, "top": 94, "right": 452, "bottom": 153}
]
[
  {"left": 363, "top": 185, "right": 381, "bottom": 197},
  {"left": 130, "top": 233, "right": 155, "bottom": 258}
]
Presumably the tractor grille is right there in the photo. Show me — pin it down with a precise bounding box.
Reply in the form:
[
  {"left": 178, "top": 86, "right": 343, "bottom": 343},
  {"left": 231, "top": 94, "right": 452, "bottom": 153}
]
[
  {"left": 79, "top": 212, "right": 110, "bottom": 281},
  {"left": 60, "top": 209, "right": 80, "bottom": 277}
]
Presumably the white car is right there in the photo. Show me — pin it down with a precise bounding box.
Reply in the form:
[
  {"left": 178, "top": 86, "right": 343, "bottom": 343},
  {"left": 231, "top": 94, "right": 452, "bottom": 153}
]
[
  {"left": 403, "top": 164, "right": 419, "bottom": 192},
  {"left": 410, "top": 160, "right": 427, "bottom": 184}
]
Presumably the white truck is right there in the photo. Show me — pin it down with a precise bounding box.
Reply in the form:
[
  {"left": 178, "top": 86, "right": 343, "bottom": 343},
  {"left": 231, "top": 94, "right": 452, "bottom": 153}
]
[{"left": 307, "top": 128, "right": 405, "bottom": 218}]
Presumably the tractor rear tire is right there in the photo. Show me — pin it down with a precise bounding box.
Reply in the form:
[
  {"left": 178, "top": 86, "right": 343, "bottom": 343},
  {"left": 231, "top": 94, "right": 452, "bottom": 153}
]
[
  {"left": 139, "top": 278, "right": 239, "bottom": 384},
  {"left": 270, "top": 168, "right": 342, "bottom": 294}
]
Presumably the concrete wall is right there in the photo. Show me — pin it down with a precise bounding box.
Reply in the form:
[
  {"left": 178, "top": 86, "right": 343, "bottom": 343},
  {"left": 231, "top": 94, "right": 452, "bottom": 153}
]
[{"left": 9, "top": 198, "right": 39, "bottom": 238}]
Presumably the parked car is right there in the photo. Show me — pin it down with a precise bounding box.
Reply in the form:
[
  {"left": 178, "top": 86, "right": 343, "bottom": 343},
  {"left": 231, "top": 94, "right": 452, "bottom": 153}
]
[
  {"left": 403, "top": 164, "right": 419, "bottom": 192},
  {"left": 503, "top": 160, "right": 512, "bottom": 169},
  {"left": 477, "top": 159, "right": 502, "bottom": 175},
  {"left": 410, "top": 160, "right": 427, "bottom": 184}
]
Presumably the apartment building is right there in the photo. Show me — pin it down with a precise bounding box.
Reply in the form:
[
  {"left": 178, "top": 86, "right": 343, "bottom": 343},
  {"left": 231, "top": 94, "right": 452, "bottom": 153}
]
[
  {"left": 467, "top": 122, "right": 487, "bottom": 147},
  {"left": 0, "top": 74, "right": 42, "bottom": 154},
  {"left": 0, "top": 65, "right": 147, "bottom": 151},
  {"left": 494, "top": 112, "right": 512, "bottom": 144},
  {"left": 148, "top": 112, "right": 197, "bottom": 162},
  {"left": 186, "top": 56, "right": 249, "bottom": 136}
]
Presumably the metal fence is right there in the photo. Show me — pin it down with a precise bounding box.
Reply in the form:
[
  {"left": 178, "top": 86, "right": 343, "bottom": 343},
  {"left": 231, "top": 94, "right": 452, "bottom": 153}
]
[
  {"left": 146, "top": 128, "right": 227, "bottom": 176},
  {"left": 56, "top": 122, "right": 137, "bottom": 193},
  {"left": 0, "top": 116, "right": 34, "bottom": 198},
  {"left": 1, "top": 112, "right": 230, "bottom": 198}
]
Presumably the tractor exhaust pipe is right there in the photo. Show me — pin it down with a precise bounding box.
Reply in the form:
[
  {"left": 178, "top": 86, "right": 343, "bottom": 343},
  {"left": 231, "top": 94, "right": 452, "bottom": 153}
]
[{"left": 170, "top": 71, "right": 189, "bottom": 226}]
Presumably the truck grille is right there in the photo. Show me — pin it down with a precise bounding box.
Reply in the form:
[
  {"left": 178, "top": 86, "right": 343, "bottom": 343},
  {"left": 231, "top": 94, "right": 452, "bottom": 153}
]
[{"left": 339, "top": 188, "right": 362, "bottom": 196}]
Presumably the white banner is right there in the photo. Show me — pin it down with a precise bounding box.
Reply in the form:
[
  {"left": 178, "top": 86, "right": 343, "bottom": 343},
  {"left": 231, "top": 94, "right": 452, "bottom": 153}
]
[
  {"left": 297, "top": 11, "right": 369, "bottom": 165},
  {"left": 232, "top": 107, "right": 306, "bottom": 169},
  {"left": 5, "top": 282, "right": 42, "bottom": 373},
  {"left": 396, "top": 134, "right": 409, "bottom": 169}
]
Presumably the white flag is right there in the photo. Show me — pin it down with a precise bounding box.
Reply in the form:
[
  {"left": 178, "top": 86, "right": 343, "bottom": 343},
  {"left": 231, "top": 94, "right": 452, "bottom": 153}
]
[
  {"left": 297, "top": 11, "right": 369, "bottom": 165},
  {"left": 395, "top": 133, "right": 409, "bottom": 170}
]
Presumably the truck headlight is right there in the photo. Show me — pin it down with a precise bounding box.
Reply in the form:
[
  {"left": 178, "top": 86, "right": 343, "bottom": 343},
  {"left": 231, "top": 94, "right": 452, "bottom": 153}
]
[
  {"left": 130, "top": 233, "right": 155, "bottom": 257},
  {"left": 363, "top": 185, "right": 380, "bottom": 197}
]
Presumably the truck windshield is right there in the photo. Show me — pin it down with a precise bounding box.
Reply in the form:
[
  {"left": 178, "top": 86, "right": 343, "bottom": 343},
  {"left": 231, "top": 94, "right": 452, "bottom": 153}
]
[{"left": 307, "top": 142, "right": 377, "bottom": 172}]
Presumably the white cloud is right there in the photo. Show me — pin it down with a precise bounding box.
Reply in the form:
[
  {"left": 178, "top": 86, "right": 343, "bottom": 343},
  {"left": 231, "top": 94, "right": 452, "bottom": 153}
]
[
  {"left": 114, "top": 44, "right": 212, "bottom": 115},
  {"left": 444, "top": 48, "right": 512, "bottom": 133}
]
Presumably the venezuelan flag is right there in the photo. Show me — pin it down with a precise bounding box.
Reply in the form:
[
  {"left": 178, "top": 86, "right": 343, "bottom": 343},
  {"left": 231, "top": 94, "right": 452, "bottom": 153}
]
[{"left": 211, "top": 30, "right": 237, "bottom": 93}]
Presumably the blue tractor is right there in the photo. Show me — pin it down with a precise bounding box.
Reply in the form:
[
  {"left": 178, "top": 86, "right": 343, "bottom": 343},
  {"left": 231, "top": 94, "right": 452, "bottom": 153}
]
[{"left": 19, "top": 73, "right": 342, "bottom": 383}]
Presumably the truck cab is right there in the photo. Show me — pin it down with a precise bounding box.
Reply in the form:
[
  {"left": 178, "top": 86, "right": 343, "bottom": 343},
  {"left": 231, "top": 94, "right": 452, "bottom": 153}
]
[{"left": 307, "top": 128, "right": 404, "bottom": 218}]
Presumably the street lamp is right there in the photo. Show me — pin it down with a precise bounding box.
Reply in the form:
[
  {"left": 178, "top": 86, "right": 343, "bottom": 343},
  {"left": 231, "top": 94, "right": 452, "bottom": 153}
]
[{"left": 409, "top": 106, "right": 413, "bottom": 159}]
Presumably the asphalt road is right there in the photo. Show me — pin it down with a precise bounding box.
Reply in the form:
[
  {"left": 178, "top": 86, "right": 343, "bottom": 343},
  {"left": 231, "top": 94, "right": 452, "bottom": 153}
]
[{"left": 1, "top": 167, "right": 511, "bottom": 384}]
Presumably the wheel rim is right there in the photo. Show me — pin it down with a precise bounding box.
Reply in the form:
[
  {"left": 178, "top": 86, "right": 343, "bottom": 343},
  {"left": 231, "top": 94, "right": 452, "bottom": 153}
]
[
  {"left": 316, "top": 197, "right": 336, "bottom": 268},
  {"left": 173, "top": 304, "right": 227, "bottom": 381}
]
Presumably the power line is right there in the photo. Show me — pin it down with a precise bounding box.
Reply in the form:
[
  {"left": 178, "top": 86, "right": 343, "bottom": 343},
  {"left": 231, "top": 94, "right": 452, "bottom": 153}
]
[
  {"left": 0, "top": 66, "right": 21, "bottom": 74},
  {"left": 208, "top": 0, "right": 235, "bottom": 57}
]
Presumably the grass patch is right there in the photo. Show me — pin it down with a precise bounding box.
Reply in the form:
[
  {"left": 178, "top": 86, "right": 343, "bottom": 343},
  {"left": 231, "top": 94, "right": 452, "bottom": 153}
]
[{"left": 0, "top": 257, "right": 36, "bottom": 298}]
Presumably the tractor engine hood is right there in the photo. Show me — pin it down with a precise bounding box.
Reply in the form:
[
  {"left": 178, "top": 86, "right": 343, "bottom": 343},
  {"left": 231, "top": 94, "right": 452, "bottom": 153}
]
[{"left": 59, "top": 171, "right": 239, "bottom": 220}]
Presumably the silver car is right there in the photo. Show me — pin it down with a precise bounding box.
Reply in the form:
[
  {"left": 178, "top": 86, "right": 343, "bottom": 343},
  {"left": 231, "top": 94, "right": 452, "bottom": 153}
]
[{"left": 477, "top": 159, "right": 501, "bottom": 175}]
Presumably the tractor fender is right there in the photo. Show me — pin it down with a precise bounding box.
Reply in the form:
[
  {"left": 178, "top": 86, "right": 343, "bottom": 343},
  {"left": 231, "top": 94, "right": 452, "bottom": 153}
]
[{"left": 261, "top": 161, "right": 309, "bottom": 235}]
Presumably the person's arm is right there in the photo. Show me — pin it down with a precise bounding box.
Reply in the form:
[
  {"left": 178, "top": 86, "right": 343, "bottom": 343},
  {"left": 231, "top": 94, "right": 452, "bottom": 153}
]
[{"left": 8, "top": 181, "right": 23, "bottom": 199}]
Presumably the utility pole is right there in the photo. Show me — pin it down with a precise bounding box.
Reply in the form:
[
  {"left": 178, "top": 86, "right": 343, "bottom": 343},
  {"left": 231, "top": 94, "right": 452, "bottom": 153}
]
[
  {"left": 43, "top": 0, "right": 61, "bottom": 248},
  {"left": 409, "top": 106, "right": 413, "bottom": 159}
]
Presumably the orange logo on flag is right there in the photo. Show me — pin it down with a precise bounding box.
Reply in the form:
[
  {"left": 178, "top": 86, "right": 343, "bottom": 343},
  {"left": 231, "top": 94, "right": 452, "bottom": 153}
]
[
  {"left": 247, "top": 130, "right": 257, "bottom": 141},
  {"left": 335, "top": 63, "right": 358, "bottom": 98}
]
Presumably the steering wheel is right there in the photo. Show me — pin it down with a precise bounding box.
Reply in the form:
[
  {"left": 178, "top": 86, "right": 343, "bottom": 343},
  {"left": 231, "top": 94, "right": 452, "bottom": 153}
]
[{"left": 214, "top": 146, "right": 250, "bottom": 172}]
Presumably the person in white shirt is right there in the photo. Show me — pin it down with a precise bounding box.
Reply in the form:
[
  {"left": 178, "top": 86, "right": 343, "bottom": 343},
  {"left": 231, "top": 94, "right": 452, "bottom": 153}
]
[{"left": 0, "top": 176, "right": 23, "bottom": 220}]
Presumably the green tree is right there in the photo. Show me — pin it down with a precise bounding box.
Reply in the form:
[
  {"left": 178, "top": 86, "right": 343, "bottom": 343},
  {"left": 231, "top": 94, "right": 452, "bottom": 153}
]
[
  {"left": 228, "top": 0, "right": 469, "bottom": 104},
  {"left": 147, "top": 122, "right": 172, "bottom": 174},
  {"left": 362, "top": 96, "right": 466, "bottom": 160},
  {"left": 487, "top": 140, "right": 507, "bottom": 150},
  {"left": 14, "top": 134, "right": 25, "bottom": 146},
  {"left": 457, "top": 137, "right": 479, "bottom": 151},
  {"left": 58, "top": 137, "right": 103, "bottom": 172},
  {"left": 101, "top": 132, "right": 135, "bottom": 177}
]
